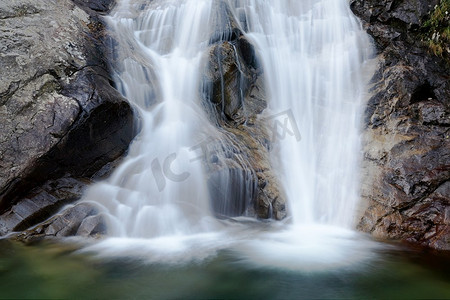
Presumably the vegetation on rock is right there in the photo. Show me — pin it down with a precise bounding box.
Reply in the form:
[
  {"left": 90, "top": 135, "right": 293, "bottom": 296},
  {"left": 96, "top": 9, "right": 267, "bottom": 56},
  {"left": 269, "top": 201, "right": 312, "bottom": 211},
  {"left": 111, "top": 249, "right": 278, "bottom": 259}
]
[{"left": 421, "top": 0, "right": 450, "bottom": 60}]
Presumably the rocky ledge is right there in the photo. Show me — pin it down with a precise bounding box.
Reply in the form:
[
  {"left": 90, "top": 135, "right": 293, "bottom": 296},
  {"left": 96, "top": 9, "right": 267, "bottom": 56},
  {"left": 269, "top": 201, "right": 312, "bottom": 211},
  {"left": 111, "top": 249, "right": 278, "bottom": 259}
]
[
  {"left": 351, "top": 0, "right": 450, "bottom": 250},
  {"left": 0, "top": 0, "right": 136, "bottom": 238}
]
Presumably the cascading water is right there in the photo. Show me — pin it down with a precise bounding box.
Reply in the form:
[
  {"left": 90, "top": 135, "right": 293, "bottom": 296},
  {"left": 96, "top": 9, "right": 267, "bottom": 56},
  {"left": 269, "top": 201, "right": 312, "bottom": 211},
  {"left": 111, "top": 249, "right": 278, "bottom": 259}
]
[
  {"left": 229, "top": 0, "right": 373, "bottom": 227},
  {"left": 82, "top": 0, "right": 222, "bottom": 239},
  {"left": 221, "top": 0, "right": 378, "bottom": 270},
  {"left": 81, "top": 0, "right": 380, "bottom": 268}
]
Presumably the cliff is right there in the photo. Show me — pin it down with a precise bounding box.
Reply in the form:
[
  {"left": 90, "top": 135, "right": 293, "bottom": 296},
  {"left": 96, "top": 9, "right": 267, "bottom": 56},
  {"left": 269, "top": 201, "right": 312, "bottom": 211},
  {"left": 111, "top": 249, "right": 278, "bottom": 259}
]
[{"left": 351, "top": 0, "right": 450, "bottom": 250}]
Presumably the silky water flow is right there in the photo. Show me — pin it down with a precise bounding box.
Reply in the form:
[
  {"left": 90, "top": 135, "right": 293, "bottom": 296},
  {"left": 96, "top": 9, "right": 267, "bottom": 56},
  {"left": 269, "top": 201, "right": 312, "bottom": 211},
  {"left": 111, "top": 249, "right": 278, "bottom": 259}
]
[
  {"left": 229, "top": 0, "right": 374, "bottom": 226},
  {"left": 80, "top": 0, "right": 381, "bottom": 270}
]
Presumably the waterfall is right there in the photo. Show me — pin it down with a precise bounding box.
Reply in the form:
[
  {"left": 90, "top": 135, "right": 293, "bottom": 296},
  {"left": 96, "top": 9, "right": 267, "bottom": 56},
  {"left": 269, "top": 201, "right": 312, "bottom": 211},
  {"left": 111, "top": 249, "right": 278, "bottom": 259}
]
[
  {"left": 230, "top": 0, "right": 373, "bottom": 227},
  {"left": 82, "top": 0, "right": 221, "bottom": 238},
  {"left": 80, "top": 0, "right": 378, "bottom": 267}
]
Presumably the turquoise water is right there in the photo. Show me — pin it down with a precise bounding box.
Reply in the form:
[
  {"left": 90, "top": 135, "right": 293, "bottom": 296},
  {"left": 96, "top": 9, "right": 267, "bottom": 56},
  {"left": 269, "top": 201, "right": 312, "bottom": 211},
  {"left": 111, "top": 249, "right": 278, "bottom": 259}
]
[{"left": 0, "top": 239, "right": 449, "bottom": 299}]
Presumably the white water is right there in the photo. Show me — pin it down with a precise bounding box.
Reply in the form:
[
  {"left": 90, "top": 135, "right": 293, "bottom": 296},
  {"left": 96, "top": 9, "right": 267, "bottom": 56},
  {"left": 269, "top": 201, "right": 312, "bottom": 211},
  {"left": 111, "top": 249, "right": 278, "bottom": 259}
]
[
  {"left": 82, "top": 0, "right": 222, "bottom": 238},
  {"left": 230, "top": 0, "right": 373, "bottom": 227},
  {"left": 80, "top": 0, "right": 379, "bottom": 270}
]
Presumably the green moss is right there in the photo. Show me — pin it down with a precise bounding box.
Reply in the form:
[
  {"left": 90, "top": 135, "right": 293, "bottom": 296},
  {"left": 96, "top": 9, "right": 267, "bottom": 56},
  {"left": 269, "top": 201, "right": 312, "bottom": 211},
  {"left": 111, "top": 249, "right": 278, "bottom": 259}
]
[{"left": 421, "top": 0, "right": 450, "bottom": 60}]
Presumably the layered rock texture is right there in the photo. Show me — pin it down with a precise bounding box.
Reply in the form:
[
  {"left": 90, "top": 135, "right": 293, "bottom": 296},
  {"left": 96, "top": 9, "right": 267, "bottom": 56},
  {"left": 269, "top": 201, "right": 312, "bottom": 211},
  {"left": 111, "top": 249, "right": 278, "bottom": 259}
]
[
  {"left": 0, "top": 0, "right": 135, "bottom": 238},
  {"left": 351, "top": 0, "right": 450, "bottom": 250},
  {"left": 202, "top": 1, "right": 286, "bottom": 220}
]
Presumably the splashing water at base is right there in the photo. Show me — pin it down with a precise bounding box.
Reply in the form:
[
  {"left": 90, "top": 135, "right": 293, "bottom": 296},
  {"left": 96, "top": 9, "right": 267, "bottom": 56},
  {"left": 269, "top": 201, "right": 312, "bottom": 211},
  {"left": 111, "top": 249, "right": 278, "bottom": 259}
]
[
  {"left": 80, "top": 0, "right": 380, "bottom": 270},
  {"left": 80, "top": 222, "right": 383, "bottom": 272}
]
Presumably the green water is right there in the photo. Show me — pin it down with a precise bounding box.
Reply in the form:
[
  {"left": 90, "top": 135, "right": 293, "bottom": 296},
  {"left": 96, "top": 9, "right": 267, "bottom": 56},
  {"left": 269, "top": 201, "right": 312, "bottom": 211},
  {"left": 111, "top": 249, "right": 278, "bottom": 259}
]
[{"left": 0, "top": 239, "right": 449, "bottom": 299}]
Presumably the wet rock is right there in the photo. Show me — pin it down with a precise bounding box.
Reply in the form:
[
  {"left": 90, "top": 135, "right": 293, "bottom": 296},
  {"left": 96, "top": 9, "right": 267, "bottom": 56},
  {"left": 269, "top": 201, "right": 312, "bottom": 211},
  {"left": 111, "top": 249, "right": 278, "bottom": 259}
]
[
  {"left": 350, "top": 0, "right": 439, "bottom": 50},
  {"left": 72, "top": 0, "right": 115, "bottom": 14},
  {"left": 352, "top": 0, "right": 450, "bottom": 250},
  {"left": 206, "top": 41, "right": 246, "bottom": 119},
  {"left": 419, "top": 101, "right": 450, "bottom": 126},
  {"left": 44, "top": 203, "right": 97, "bottom": 237},
  {"left": 76, "top": 214, "right": 107, "bottom": 237},
  {"left": 16, "top": 202, "right": 104, "bottom": 243},
  {"left": 0, "top": 177, "right": 89, "bottom": 235},
  {"left": 0, "top": 0, "right": 136, "bottom": 236},
  {"left": 209, "top": 0, "right": 242, "bottom": 44},
  {"left": 202, "top": 1, "right": 286, "bottom": 220}
]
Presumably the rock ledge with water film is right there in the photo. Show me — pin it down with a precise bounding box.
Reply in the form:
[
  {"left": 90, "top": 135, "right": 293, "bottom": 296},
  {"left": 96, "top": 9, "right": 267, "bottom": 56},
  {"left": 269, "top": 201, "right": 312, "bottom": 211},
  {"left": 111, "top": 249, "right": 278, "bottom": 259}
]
[{"left": 201, "top": 0, "right": 287, "bottom": 220}]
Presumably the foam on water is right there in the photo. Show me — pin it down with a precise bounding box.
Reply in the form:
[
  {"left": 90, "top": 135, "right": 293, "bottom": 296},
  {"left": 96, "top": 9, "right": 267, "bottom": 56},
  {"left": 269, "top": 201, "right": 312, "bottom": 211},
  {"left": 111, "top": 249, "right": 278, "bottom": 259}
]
[
  {"left": 78, "top": 222, "right": 384, "bottom": 272},
  {"left": 231, "top": 225, "right": 382, "bottom": 272}
]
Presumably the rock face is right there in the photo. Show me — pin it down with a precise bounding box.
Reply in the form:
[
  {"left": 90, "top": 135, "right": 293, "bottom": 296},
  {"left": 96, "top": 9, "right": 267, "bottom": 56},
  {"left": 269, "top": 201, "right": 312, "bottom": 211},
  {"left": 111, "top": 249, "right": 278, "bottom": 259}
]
[
  {"left": 351, "top": 0, "right": 450, "bottom": 250},
  {"left": 202, "top": 1, "right": 286, "bottom": 220},
  {"left": 0, "top": 0, "right": 135, "bottom": 236}
]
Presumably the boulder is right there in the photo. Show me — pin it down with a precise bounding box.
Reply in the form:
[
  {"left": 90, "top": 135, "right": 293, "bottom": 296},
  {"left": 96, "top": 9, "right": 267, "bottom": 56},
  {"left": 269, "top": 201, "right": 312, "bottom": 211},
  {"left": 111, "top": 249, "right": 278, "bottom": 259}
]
[{"left": 0, "top": 0, "right": 136, "bottom": 236}]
